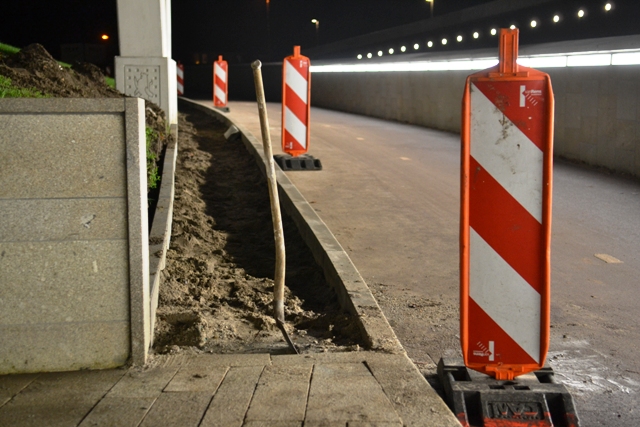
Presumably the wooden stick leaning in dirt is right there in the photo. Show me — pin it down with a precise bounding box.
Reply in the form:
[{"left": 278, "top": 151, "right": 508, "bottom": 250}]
[{"left": 251, "top": 60, "right": 298, "bottom": 354}]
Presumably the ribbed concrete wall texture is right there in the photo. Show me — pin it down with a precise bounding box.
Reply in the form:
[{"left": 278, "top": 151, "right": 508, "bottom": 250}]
[
  {"left": 312, "top": 66, "right": 640, "bottom": 178},
  {"left": 0, "top": 98, "right": 150, "bottom": 374}
]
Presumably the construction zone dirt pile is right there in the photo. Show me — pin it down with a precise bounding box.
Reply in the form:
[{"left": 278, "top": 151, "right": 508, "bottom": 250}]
[
  {"left": 0, "top": 43, "right": 170, "bottom": 194},
  {"left": 154, "top": 106, "right": 364, "bottom": 354}
]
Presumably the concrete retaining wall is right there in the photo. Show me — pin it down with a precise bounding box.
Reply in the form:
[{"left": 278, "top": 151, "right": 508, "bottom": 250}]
[
  {"left": 312, "top": 66, "right": 640, "bottom": 178},
  {"left": 0, "top": 98, "right": 150, "bottom": 374}
]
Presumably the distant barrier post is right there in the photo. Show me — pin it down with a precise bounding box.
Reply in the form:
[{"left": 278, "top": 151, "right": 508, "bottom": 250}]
[
  {"left": 177, "top": 62, "right": 184, "bottom": 96},
  {"left": 213, "top": 55, "right": 228, "bottom": 112},
  {"left": 275, "top": 46, "right": 322, "bottom": 171}
]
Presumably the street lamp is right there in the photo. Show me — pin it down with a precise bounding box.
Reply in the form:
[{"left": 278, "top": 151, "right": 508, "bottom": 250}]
[
  {"left": 425, "top": 0, "right": 434, "bottom": 18},
  {"left": 311, "top": 19, "right": 320, "bottom": 46}
]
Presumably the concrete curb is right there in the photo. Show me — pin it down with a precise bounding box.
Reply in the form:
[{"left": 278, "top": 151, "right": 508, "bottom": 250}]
[
  {"left": 179, "top": 98, "right": 404, "bottom": 354},
  {"left": 147, "top": 123, "right": 179, "bottom": 349}
]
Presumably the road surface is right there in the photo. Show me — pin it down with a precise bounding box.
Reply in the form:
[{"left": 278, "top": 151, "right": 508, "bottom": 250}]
[{"left": 209, "top": 100, "right": 640, "bottom": 426}]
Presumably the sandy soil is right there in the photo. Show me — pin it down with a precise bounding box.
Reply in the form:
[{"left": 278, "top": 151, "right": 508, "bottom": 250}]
[
  {"left": 153, "top": 106, "right": 364, "bottom": 355},
  {"left": 0, "top": 44, "right": 170, "bottom": 195}
]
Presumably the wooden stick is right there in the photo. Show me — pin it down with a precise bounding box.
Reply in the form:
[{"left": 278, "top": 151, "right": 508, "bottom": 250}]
[{"left": 251, "top": 60, "right": 297, "bottom": 353}]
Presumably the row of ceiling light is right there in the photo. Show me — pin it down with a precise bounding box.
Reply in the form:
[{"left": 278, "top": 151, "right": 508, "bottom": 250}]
[{"left": 356, "top": 3, "right": 615, "bottom": 60}]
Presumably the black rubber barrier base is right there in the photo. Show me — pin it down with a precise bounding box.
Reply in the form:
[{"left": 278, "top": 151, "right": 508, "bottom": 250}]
[
  {"left": 274, "top": 154, "right": 322, "bottom": 171},
  {"left": 437, "top": 358, "right": 581, "bottom": 427},
  {"left": 214, "top": 106, "right": 230, "bottom": 113}
]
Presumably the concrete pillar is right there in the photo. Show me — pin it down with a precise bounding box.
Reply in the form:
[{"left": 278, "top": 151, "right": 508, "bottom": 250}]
[{"left": 115, "top": 0, "right": 177, "bottom": 125}]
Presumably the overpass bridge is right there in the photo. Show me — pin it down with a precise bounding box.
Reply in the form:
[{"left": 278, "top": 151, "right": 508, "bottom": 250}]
[{"left": 1, "top": 0, "right": 638, "bottom": 425}]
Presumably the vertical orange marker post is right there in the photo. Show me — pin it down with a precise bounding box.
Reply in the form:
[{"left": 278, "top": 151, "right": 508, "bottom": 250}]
[
  {"left": 460, "top": 29, "right": 554, "bottom": 380},
  {"left": 213, "top": 55, "right": 228, "bottom": 110},
  {"left": 281, "top": 46, "right": 311, "bottom": 157},
  {"left": 177, "top": 62, "right": 184, "bottom": 96}
]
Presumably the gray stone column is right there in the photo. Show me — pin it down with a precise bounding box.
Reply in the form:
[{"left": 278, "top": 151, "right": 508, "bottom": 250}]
[{"left": 115, "top": 0, "right": 177, "bottom": 125}]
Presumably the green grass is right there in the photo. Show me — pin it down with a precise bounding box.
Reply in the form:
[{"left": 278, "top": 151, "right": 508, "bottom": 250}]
[
  {"left": 146, "top": 126, "right": 160, "bottom": 189},
  {"left": 0, "top": 75, "right": 49, "bottom": 98},
  {"left": 0, "top": 42, "right": 20, "bottom": 55}
]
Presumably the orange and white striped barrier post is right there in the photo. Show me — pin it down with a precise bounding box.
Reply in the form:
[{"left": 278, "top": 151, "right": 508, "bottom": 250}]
[
  {"left": 460, "top": 28, "right": 554, "bottom": 381},
  {"left": 176, "top": 62, "right": 184, "bottom": 96},
  {"left": 213, "top": 55, "right": 228, "bottom": 111},
  {"left": 282, "top": 46, "right": 310, "bottom": 156},
  {"left": 275, "top": 46, "right": 321, "bottom": 171}
]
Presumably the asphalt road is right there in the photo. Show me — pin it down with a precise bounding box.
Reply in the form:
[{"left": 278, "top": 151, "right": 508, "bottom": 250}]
[{"left": 215, "top": 100, "right": 640, "bottom": 427}]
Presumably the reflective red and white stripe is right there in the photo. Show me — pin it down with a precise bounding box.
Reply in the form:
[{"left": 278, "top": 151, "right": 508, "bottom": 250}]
[
  {"left": 213, "top": 56, "right": 227, "bottom": 108},
  {"left": 176, "top": 63, "right": 184, "bottom": 96},
  {"left": 466, "top": 79, "right": 549, "bottom": 370},
  {"left": 282, "top": 46, "right": 310, "bottom": 156}
]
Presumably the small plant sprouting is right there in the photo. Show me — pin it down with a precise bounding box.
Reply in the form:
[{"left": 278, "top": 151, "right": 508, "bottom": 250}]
[{"left": 146, "top": 126, "right": 160, "bottom": 189}]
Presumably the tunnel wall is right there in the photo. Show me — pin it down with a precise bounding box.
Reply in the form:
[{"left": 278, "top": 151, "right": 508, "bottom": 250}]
[{"left": 311, "top": 66, "right": 640, "bottom": 178}]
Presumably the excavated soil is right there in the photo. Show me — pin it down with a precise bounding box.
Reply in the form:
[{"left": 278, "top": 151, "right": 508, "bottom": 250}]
[
  {"left": 0, "top": 44, "right": 170, "bottom": 194},
  {"left": 0, "top": 44, "right": 362, "bottom": 354},
  {"left": 153, "top": 106, "right": 364, "bottom": 354}
]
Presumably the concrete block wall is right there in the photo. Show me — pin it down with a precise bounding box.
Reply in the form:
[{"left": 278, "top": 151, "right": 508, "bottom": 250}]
[
  {"left": 0, "top": 98, "right": 150, "bottom": 374},
  {"left": 548, "top": 65, "right": 640, "bottom": 176},
  {"left": 311, "top": 65, "right": 640, "bottom": 178}
]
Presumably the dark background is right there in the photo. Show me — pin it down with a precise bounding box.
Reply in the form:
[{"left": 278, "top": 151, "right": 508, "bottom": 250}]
[
  {"left": 2, "top": 1, "right": 638, "bottom": 64},
  {"left": 1, "top": 1, "right": 638, "bottom": 99}
]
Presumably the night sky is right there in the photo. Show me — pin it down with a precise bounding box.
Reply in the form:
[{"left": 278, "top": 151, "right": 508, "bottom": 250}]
[
  {"left": 0, "top": 0, "right": 491, "bottom": 63},
  {"left": 1, "top": 0, "right": 638, "bottom": 66}
]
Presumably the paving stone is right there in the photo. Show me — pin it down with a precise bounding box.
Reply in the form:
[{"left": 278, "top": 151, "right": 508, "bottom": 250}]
[
  {"left": 0, "top": 373, "right": 39, "bottom": 408},
  {"left": 78, "top": 396, "right": 156, "bottom": 427},
  {"left": 164, "top": 364, "right": 227, "bottom": 392},
  {"left": 243, "top": 422, "right": 302, "bottom": 427},
  {"left": 108, "top": 366, "right": 180, "bottom": 398},
  {"left": 305, "top": 363, "right": 402, "bottom": 424},
  {"left": 365, "top": 355, "right": 461, "bottom": 427},
  {"left": 200, "top": 366, "right": 264, "bottom": 427},
  {"left": 139, "top": 391, "right": 212, "bottom": 427},
  {"left": 270, "top": 352, "right": 369, "bottom": 366},
  {"left": 347, "top": 422, "right": 403, "bottom": 427},
  {"left": 0, "top": 369, "right": 124, "bottom": 427},
  {"left": 245, "top": 364, "right": 312, "bottom": 423},
  {"left": 184, "top": 353, "right": 271, "bottom": 367}
]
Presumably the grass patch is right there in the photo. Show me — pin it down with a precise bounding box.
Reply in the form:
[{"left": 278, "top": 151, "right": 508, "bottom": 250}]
[
  {"left": 146, "top": 126, "right": 160, "bottom": 189},
  {"left": 0, "top": 42, "right": 20, "bottom": 55},
  {"left": 0, "top": 75, "right": 49, "bottom": 98}
]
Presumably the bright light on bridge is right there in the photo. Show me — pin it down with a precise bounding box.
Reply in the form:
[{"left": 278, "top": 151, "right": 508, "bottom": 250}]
[{"left": 311, "top": 50, "right": 640, "bottom": 73}]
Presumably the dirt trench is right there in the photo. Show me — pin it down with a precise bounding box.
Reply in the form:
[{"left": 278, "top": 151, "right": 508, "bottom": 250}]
[{"left": 153, "top": 106, "right": 364, "bottom": 355}]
